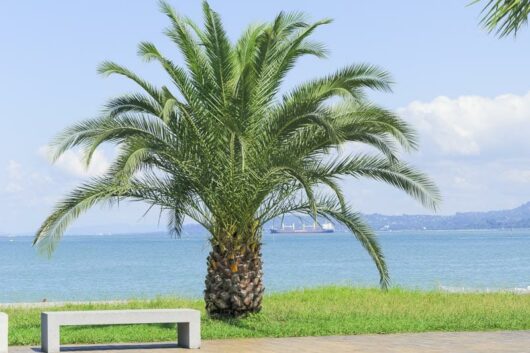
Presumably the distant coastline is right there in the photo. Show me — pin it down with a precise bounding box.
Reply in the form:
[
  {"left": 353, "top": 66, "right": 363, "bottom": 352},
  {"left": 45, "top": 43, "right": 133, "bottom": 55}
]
[
  {"left": 3, "top": 228, "right": 530, "bottom": 238},
  {"left": 271, "top": 201, "right": 530, "bottom": 232},
  {"left": 3, "top": 202, "right": 530, "bottom": 236},
  {"left": 363, "top": 201, "right": 530, "bottom": 231}
]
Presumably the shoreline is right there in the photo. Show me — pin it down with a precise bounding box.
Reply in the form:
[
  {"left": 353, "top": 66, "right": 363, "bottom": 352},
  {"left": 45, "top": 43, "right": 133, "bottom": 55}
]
[
  {"left": 0, "top": 299, "right": 129, "bottom": 309},
  {"left": 2, "top": 285, "right": 529, "bottom": 308}
]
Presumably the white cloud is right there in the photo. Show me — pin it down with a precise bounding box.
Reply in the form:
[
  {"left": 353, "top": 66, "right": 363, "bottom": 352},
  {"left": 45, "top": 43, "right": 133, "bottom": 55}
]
[
  {"left": 3, "top": 160, "right": 54, "bottom": 195},
  {"left": 5, "top": 182, "right": 23, "bottom": 193},
  {"left": 39, "top": 145, "right": 110, "bottom": 177},
  {"left": 7, "top": 160, "right": 23, "bottom": 178},
  {"left": 4, "top": 160, "right": 24, "bottom": 193},
  {"left": 377, "top": 91, "right": 530, "bottom": 214},
  {"left": 503, "top": 169, "right": 530, "bottom": 184},
  {"left": 398, "top": 91, "right": 530, "bottom": 156}
]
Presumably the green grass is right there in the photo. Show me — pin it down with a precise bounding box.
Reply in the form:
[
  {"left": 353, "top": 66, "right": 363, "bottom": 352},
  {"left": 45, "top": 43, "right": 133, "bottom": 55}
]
[{"left": 4, "top": 286, "right": 530, "bottom": 346}]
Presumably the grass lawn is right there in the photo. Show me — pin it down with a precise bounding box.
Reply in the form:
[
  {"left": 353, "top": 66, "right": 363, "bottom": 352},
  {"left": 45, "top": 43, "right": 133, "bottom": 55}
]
[{"left": 4, "top": 286, "right": 530, "bottom": 346}]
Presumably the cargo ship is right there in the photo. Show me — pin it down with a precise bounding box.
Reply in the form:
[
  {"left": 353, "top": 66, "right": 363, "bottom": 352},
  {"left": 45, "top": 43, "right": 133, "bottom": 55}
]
[{"left": 269, "top": 222, "right": 335, "bottom": 234}]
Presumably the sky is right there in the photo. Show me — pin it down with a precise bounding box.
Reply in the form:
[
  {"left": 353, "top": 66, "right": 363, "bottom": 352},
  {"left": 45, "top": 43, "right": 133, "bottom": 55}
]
[{"left": 1, "top": 1, "right": 529, "bottom": 234}]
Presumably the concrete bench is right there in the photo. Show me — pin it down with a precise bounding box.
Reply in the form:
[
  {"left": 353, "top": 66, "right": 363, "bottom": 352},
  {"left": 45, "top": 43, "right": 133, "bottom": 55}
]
[
  {"left": 0, "top": 313, "right": 7, "bottom": 353},
  {"left": 41, "top": 309, "right": 200, "bottom": 353}
]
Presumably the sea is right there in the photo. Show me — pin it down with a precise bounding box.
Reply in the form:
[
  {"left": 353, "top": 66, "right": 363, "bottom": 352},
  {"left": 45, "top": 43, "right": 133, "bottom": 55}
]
[{"left": 1, "top": 229, "right": 529, "bottom": 303}]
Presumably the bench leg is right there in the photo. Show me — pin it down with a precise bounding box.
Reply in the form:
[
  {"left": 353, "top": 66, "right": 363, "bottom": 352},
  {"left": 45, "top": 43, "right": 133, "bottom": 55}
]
[
  {"left": 177, "top": 321, "right": 200, "bottom": 349},
  {"left": 41, "top": 314, "right": 60, "bottom": 353},
  {"left": 0, "top": 313, "right": 7, "bottom": 353}
]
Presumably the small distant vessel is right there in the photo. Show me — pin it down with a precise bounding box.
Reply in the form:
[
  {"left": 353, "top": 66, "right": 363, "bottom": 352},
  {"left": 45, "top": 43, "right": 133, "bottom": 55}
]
[{"left": 270, "top": 221, "right": 335, "bottom": 234}]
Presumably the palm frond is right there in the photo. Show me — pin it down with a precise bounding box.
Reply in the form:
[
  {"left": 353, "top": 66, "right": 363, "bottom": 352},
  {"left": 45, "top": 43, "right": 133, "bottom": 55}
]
[
  {"left": 97, "top": 61, "right": 163, "bottom": 103},
  {"left": 472, "top": 0, "right": 530, "bottom": 37},
  {"left": 313, "top": 155, "right": 441, "bottom": 210},
  {"left": 33, "top": 177, "right": 127, "bottom": 255},
  {"left": 318, "top": 205, "right": 390, "bottom": 289},
  {"left": 104, "top": 93, "right": 162, "bottom": 117}
]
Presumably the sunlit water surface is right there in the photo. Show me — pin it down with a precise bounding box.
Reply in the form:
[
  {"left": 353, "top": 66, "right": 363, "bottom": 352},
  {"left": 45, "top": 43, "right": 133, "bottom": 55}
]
[{"left": 1, "top": 230, "right": 529, "bottom": 302}]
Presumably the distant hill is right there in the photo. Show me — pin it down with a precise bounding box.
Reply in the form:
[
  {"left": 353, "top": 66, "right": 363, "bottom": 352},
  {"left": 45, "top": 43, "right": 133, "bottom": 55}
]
[
  {"left": 363, "top": 202, "right": 530, "bottom": 231},
  {"left": 7, "top": 202, "right": 530, "bottom": 236},
  {"left": 264, "top": 202, "right": 530, "bottom": 232}
]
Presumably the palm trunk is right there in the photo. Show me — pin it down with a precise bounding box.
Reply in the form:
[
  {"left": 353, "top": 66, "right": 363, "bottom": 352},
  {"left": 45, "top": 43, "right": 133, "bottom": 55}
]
[{"left": 204, "top": 243, "right": 264, "bottom": 318}]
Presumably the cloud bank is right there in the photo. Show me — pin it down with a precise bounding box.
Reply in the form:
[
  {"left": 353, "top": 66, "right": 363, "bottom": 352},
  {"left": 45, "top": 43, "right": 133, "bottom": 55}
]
[
  {"left": 399, "top": 91, "right": 530, "bottom": 157},
  {"left": 395, "top": 91, "right": 530, "bottom": 213}
]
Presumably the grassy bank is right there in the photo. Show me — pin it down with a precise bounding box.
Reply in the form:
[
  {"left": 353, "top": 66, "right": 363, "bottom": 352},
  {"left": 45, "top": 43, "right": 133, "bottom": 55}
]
[{"left": 4, "top": 287, "right": 530, "bottom": 346}]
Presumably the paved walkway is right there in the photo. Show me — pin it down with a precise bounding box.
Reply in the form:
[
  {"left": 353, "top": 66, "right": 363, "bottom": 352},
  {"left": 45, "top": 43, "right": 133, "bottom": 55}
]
[{"left": 11, "top": 331, "right": 530, "bottom": 353}]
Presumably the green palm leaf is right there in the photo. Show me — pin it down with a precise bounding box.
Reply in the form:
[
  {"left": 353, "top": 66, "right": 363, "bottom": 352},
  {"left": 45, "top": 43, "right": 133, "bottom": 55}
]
[{"left": 472, "top": 0, "right": 530, "bottom": 37}]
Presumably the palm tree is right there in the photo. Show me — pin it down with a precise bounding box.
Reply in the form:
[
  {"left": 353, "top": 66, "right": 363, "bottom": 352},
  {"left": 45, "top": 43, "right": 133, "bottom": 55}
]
[
  {"left": 34, "top": 1, "right": 440, "bottom": 318},
  {"left": 472, "top": 0, "right": 530, "bottom": 37}
]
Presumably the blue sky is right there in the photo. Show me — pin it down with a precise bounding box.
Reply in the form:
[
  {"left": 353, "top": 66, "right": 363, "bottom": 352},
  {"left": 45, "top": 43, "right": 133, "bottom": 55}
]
[{"left": 1, "top": 1, "right": 529, "bottom": 234}]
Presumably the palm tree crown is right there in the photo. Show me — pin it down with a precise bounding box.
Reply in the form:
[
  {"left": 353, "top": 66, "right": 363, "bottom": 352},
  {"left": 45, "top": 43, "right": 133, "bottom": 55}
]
[{"left": 34, "top": 1, "right": 440, "bottom": 298}]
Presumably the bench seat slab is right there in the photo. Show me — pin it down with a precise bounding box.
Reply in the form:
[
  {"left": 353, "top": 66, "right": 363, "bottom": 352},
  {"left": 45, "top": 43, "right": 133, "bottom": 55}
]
[{"left": 41, "top": 309, "right": 200, "bottom": 352}]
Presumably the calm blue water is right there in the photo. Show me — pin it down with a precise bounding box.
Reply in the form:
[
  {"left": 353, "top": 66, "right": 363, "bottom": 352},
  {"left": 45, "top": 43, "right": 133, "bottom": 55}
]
[{"left": 1, "top": 230, "right": 529, "bottom": 302}]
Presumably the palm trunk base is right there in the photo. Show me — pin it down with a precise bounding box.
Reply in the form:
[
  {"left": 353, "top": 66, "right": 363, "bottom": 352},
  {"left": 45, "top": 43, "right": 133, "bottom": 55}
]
[{"left": 204, "top": 245, "right": 264, "bottom": 319}]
